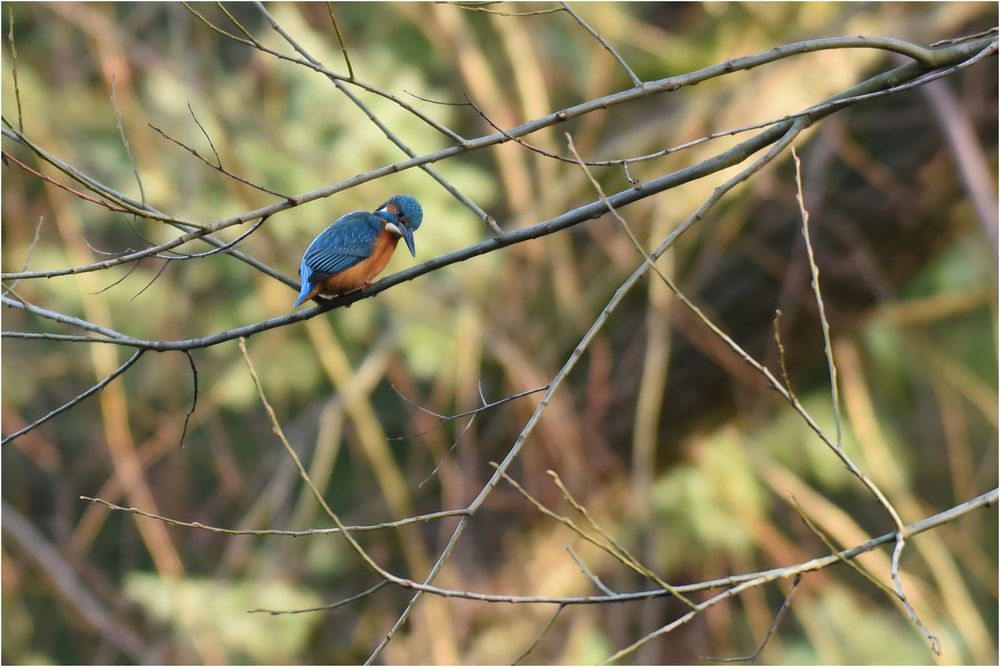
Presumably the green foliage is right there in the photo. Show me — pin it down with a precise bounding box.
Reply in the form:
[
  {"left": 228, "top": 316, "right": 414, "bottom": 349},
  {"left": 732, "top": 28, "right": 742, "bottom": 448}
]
[{"left": 124, "top": 573, "right": 323, "bottom": 663}]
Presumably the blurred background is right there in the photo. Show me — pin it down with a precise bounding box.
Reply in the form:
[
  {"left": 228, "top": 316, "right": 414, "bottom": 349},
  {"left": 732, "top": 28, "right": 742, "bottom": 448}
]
[{"left": 2, "top": 2, "right": 997, "bottom": 664}]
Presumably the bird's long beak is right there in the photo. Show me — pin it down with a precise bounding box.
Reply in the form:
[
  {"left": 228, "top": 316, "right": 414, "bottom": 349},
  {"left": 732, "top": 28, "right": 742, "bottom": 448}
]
[{"left": 400, "top": 223, "right": 416, "bottom": 257}]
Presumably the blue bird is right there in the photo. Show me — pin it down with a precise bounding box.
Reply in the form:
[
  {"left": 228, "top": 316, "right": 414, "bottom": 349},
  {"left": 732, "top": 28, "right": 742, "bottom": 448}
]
[{"left": 293, "top": 195, "right": 423, "bottom": 308}]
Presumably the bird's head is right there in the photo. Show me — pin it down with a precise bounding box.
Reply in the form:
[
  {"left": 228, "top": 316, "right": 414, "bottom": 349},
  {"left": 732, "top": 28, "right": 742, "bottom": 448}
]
[{"left": 375, "top": 195, "right": 423, "bottom": 257}]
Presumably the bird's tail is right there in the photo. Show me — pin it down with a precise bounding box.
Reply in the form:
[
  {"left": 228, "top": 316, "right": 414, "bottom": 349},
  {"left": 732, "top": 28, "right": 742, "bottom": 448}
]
[{"left": 292, "top": 281, "right": 313, "bottom": 309}]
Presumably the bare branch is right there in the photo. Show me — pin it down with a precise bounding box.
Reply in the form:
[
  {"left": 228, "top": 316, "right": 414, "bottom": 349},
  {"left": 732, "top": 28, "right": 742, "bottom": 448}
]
[
  {"left": 792, "top": 148, "right": 843, "bottom": 449},
  {"left": 447, "top": 1, "right": 564, "bottom": 17},
  {"left": 178, "top": 351, "right": 199, "bottom": 449},
  {"left": 771, "top": 309, "right": 796, "bottom": 400},
  {"left": 513, "top": 604, "right": 566, "bottom": 664},
  {"left": 559, "top": 2, "right": 641, "bottom": 86},
  {"left": 931, "top": 26, "right": 998, "bottom": 47},
  {"left": 548, "top": 469, "right": 695, "bottom": 607},
  {"left": 7, "top": 5, "right": 23, "bottom": 132},
  {"left": 700, "top": 575, "right": 801, "bottom": 663},
  {"left": 5, "top": 34, "right": 992, "bottom": 283},
  {"left": 72, "top": 488, "right": 1000, "bottom": 607},
  {"left": 566, "top": 545, "right": 615, "bottom": 596},
  {"left": 148, "top": 122, "right": 293, "bottom": 201},
  {"left": 1, "top": 349, "right": 145, "bottom": 447},
  {"left": 7, "top": 215, "right": 44, "bottom": 293},
  {"left": 388, "top": 382, "right": 548, "bottom": 440},
  {"left": 252, "top": 2, "right": 492, "bottom": 228},
  {"left": 325, "top": 2, "right": 355, "bottom": 80},
  {"left": 892, "top": 535, "right": 942, "bottom": 655},
  {"left": 2, "top": 150, "right": 128, "bottom": 213},
  {"left": 129, "top": 262, "right": 172, "bottom": 304},
  {"left": 248, "top": 581, "right": 388, "bottom": 615},
  {"left": 215, "top": 1, "right": 262, "bottom": 48},
  {"left": 418, "top": 382, "right": 490, "bottom": 488},
  {"left": 79, "top": 495, "right": 468, "bottom": 536},
  {"left": 186, "top": 103, "right": 222, "bottom": 167},
  {"left": 110, "top": 74, "right": 146, "bottom": 205},
  {"left": 366, "top": 109, "right": 807, "bottom": 667}
]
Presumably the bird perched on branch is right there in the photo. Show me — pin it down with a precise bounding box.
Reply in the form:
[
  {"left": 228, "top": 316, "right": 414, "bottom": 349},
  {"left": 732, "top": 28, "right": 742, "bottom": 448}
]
[{"left": 293, "top": 195, "right": 423, "bottom": 308}]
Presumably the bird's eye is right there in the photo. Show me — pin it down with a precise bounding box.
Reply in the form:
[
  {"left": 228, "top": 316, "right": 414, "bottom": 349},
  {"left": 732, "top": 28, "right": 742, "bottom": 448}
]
[{"left": 397, "top": 211, "right": 407, "bottom": 224}]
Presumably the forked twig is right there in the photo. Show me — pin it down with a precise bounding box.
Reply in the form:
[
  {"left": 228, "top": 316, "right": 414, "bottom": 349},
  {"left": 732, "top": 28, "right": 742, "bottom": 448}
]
[{"left": 792, "top": 148, "right": 935, "bottom": 652}]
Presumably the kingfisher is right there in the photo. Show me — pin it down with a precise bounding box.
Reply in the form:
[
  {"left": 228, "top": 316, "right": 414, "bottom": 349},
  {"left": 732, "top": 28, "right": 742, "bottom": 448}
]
[{"left": 292, "top": 195, "right": 423, "bottom": 308}]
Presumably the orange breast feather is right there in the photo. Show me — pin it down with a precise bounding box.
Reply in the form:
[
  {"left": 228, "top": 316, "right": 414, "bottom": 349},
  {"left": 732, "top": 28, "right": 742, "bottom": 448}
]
[{"left": 314, "top": 228, "right": 400, "bottom": 297}]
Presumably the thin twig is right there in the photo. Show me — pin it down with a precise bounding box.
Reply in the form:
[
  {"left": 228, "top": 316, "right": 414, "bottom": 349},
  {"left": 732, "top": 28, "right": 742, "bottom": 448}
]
[
  {"left": 388, "top": 382, "right": 548, "bottom": 440},
  {"left": 73, "top": 488, "right": 1000, "bottom": 606},
  {"left": 3, "top": 130, "right": 294, "bottom": 288},
  {"left": 603, "top": 488, "right": 998, "bottom": 663},
  {"left": 1, "top": 350, "right": 145, "bottom": 446},
  {"left": 418, "top": 382, "right": 489, "bottom": 488},
  {"left": 8, "top": 215, "right": 44, "bottom": 293},
  {"left": 148, "top": 122, "right": 293, "bottom": 200},
  {"left": 110, "top": 74, "right": 146, "bottom": 205},
  {"left": 447, "top": 1, "right": 565, "bottom": 17},
  {"left": 513, "top": 604, "right": 566, "bottom": 664},
  {"left": 1, "top": 150, "right": 128, "bottom": 213},
  {"left": 892, "top": 535, "right": 942, "bottom": 655},
  {"left": 4, "top": 35, "right": 993, "bottom": 282},
  {"left": 128, "top": 260, "right": 169, "bottom": 301},
  {"left": 792, "top": 147, "right": 843, "bottom": 449},
  {"left": 238, "top": 337, "right": 427, "bottom": 586},
  {"left": 467, "top": 40, "right": 997, "bottom": 170},
  {"left": 566, "top": 545, "right": 615, "bottom": 595},
  {"left": 252, "top": 2, "right": 491, "bottom": 225},
  {"left": 7, "top": 5, "right": 23, "bottom": 132},
  {"left": 701, "top": 575, "right": 802, "bottom": 663},
  {"left": 248, "top": 581, "right": 388, "bottom": 615},
  {"left": 90, "top": 260, "right": 143, "bottom": 296},
  {"left": 178, "top": 350, "right": 199, "bottom": 448},
  {"left": 559, "top": 2, "right": 641, "bottom": 86},
  {"left": 325, "top": 2, "right": 354, "bottom": 79},
  {"left": 496, "top": 464, "right": 669, "bottom": 584},
  {"left": 787, "top": 495, "right": 895, "bottom": 595},
  {"left": 930, "top": 26, "right": 998, "bottom": 47},
  {"left": 187, "top": 103, "right": 222, "bottom": 167},
  {"left": 182, "top": 1, "right": 467, "bottom": 145},
  {"left": 2, "top": 332, "right": 121, "bottom": 344},
  {"left": 2, "top": 124, "right": 207, "bottom": 227},
  {"left": 79, "top": 495, "right": 468, "bottom": 536},
  {"left": 366, "top": 119, "right": 807, "bottom": 663},
  {"left": 547, "top": 470, "right": 695, "bottom": 608},
  {"left": 566, "top": 129, "right": 909, "bottom": 537},
  {"left": 150, "top": 215, "right": 270, "bottom": 261},
  {"left": 215, "top": 1, "right": 262, "bottom": 47},
  {"left": 771, "top": 309, "right": 795, "bottom": 397}
]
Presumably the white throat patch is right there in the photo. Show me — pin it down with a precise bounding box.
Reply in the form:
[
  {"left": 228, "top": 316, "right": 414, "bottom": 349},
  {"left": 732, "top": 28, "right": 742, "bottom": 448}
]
[{"left": 384, "top": 222, "right": 403, "bottom": 237}]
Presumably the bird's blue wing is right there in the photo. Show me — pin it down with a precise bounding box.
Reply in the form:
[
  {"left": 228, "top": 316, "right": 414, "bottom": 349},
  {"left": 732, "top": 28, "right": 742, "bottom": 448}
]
[{"left": 301, "top": 212, "right": 379, "bottom": 280}]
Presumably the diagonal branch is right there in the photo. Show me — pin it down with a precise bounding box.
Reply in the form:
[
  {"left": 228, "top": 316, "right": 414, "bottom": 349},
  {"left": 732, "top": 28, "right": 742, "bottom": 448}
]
[
  {"left": 559, "top": 2, "right": 640, "bottom": 86},
  {"left": 2, "top": 349, "right": 145, "bottom": 446}
]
